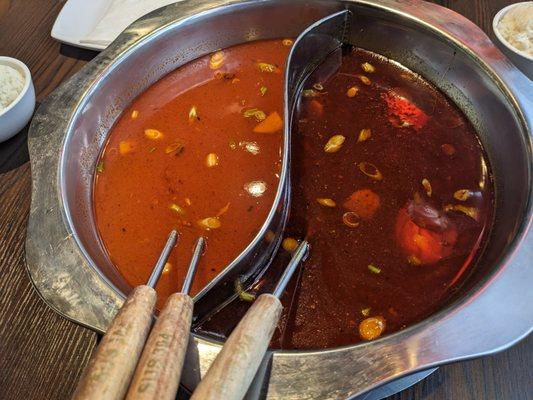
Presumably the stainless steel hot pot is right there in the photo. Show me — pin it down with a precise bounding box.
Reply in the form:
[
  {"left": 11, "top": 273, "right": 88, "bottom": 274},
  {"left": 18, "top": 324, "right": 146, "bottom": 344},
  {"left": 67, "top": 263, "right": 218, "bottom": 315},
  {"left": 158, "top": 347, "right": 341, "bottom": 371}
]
[{"left": 26, "top": 1, "right": 532, "bottom": 399}]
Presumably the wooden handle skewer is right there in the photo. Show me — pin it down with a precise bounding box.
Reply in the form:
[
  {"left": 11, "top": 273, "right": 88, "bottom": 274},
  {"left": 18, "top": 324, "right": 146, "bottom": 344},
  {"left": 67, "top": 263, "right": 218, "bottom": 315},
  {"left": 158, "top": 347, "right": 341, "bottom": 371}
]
[
  {"left": 126, "top": 237, "right": 204, "bottom": 400},
  {"left": 72, "top": 231, "right": 178, "bottom": 400},
  {"left": 190, "top": 241, "right": 309, "bottom": 400}
]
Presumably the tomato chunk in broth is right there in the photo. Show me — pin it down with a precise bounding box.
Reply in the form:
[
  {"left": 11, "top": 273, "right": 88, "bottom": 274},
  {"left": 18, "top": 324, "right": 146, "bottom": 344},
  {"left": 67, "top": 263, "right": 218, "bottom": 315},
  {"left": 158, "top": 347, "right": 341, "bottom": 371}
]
[
  {"left": 94, "top": 40, "right": 290, "bottom": 307},
  {"left": 196, "top": 47, "right": 494, "bottom": 349}
]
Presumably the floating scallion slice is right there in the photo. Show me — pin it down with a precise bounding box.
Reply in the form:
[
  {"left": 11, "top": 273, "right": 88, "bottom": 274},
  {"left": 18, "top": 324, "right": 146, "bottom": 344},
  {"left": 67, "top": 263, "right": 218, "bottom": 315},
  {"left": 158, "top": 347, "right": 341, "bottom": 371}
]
[
  {"left": 357, "top": 128, "right": 372, "bottom": 143},
  {"left": 444, "top": 204, "right": 479, "bottom": 221},
  {"left": 163, "top": 262, "right": 172, "bottom": 274},
  {"left": 239, "top": 141, "right": 260, "bottom": 155},
  {"left": 368, "top": 264, "right": 381, "bottom": 274},
  {"left": 165, "top": 142, "right": 184, "bottom": 155},
  {"left": 324, "top": 135, "right": 345, "bottom": 153},
  {"left": 189, "top": 106, "right": 199, "bottom": 123},
  {"left": 257, "top": 62, "right": 279, "bottom": 73},
  {"left": 96, "top": 161, "right": 104, "bottom": 173},
  {"left": 316, "top": 198, "right": 336, "bottom": 207},
  {"left": 144, "top": 129, "right": 163, "bottom": 140},
  {"left": 243, "top": 108, "right": 266, "bottom": 122},
  {"left": 346, "top": 86, "right": 359, "bottom": 98},
  {"left": 234, "top": 278, "right": 256, "bottom": 302},
  {"left": 342, "top": 212, "right": 361, "bottom": 228},
  {"left": 302, "top": 89, "right": 319, "bottom": 98},
  {"left": 358, "top": 162, "right": 383, "bottom": 181},
  {"left": 453, "top": 189, "right": 472, "bottom": 201},
  {"left": 197, "top": 217, "right": 221, "bottom": 230},
  {"left": 313, "top": 83, "right": 324, "bottom": 91},
  {"left": 358, "top": 75, "right": 371, "bottom": 85},
  {"left": 209, "top": 51, "right": 224, "bottom": 69},
  {"left": 170, "top": 203, "right": 186, "bottom": 215},
  {"left": 205, "top": 153, "right": 219, "bottom": 167},
  {"left": 422, "top": 178, "right": 432, "bottom": 197},
  {"left": 361, "top": 62, "right": 375, "bottom": 73}
]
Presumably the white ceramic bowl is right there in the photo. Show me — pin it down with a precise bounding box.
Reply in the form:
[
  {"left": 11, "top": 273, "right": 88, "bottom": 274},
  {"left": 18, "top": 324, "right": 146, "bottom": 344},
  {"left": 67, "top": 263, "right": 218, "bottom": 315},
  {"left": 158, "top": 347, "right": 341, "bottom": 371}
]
[
  {"left": 0, "top": 57, "right": 36, "bottom": 142},
  {"left": 493, "top": 2, "right": 533, "bottom": 80}
]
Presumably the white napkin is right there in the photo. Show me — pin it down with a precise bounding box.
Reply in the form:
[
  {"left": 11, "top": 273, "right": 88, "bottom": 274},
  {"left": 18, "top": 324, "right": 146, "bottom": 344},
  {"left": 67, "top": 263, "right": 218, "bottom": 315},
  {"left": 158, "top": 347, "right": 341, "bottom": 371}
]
[{"left": 81, "top": 0, "right": 183, "bottom": 47}]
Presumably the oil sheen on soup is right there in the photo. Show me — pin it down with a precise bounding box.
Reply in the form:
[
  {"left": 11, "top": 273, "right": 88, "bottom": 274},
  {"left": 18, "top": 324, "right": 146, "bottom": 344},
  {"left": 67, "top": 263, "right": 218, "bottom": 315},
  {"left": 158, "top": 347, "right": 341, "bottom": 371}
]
[
  {"left": 196, "top": 46, "right": 494, "bottom": 348},
  {"left": 94, "top": 40, "right": 290, "bottom": 307}
]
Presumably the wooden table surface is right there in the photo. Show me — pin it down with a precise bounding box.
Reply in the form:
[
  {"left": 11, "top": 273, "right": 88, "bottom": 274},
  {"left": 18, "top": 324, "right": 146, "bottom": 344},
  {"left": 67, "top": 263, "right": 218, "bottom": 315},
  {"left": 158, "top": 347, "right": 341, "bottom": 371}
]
[{"left": 0, "top": 1, "right": 531, "bottom": 399}]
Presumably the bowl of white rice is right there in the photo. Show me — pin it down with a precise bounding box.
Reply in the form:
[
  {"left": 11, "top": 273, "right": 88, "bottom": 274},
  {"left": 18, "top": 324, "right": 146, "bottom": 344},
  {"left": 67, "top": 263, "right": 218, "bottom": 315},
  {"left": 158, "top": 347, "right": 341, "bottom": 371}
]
[
  {"left": 493, "top": 1, "right": 533, "bottom": 80},
  {"left": 0, "top": 56, "right": 35, "bottom": 142}
]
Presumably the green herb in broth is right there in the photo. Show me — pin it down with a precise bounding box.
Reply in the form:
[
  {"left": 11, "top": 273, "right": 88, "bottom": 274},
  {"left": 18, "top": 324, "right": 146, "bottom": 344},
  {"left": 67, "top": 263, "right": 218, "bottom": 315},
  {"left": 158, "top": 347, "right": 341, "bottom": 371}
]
[
  {"left": 234, "top": 278, "right": 256, "bottom": 302},
  {"left": 368, "top": 264, "right": 382, "bottom": 274},
  {"left": 243, "top": 108, "right": 266, "bottom": 122},
  {"left": 96, "top": 161, "right": 105, "bottom": 173}
]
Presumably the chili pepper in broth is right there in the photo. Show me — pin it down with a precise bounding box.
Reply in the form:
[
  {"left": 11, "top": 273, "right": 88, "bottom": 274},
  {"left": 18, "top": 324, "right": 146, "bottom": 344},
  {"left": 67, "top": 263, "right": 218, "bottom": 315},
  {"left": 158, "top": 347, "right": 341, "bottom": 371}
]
[{"left": 382, "top": 91, "right": 429, "bottom": 131}]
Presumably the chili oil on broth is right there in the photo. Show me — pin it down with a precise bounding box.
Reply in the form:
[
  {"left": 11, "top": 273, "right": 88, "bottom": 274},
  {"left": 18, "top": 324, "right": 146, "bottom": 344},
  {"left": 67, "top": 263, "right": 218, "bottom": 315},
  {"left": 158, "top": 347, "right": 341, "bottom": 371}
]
[
  {"left": 94, "top": 40, "right": 291, "bottom": 307},
  {"left": 196, "top": 46, "right": 494, "bottom": 349}
]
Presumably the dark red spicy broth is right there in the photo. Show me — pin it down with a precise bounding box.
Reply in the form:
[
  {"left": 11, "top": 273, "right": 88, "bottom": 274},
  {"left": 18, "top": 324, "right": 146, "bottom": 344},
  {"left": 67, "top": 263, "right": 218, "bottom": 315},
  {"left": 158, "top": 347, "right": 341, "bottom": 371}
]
[{"left": 197, "top": 46, "right": 494, "bottom": 349}]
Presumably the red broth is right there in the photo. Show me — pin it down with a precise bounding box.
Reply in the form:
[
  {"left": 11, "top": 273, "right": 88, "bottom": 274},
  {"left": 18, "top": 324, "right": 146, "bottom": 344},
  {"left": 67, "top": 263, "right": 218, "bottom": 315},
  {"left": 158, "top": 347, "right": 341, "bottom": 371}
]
[
  {"left": 94, "top": 40, "right": 290, "bottom": 307},
  {"left": 95, "top": 39, "right": 493, "bottom": 348},
  {"left": 196, "top": 46, "right": 494, "bottom": 348}
]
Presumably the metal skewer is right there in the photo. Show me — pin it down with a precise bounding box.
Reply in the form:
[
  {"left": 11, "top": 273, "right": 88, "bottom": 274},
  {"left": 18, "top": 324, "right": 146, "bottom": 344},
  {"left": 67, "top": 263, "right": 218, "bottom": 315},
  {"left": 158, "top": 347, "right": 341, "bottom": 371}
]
[
  {"left": 182, "top": 237, "right": 204, "bottom": 294},
  {"left": 126, "top": 237, "right": 204, "bottom": 400},
  {"left": 190, "top": 240, "right": 309, "bottom": 400},
  {"left": 72, "top": 230, "right": 178, "bottom": 400},
  {"left": 146, "top": 232, "right": 179, "bottom": 288}
]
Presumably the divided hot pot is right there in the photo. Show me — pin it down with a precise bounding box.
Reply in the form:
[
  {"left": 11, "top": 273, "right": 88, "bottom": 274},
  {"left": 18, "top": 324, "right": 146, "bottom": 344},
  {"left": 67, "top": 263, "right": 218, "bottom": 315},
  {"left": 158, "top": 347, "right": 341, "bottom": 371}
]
[{"left": 26, "top": 1, "right": 532, "bottom": 398}]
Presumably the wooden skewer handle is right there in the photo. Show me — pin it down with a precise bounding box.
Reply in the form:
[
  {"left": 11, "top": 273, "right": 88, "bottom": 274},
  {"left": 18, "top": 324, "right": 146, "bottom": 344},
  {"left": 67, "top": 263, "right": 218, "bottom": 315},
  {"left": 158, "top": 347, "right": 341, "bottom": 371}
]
[
  {"left": 190, "top": 293, "right": 282, "bottom": 400},
  {"left": 72, "top": 285, "right": 156, "bottom": 400},
  {"left": 126, "top": 293, "right": 194, "bottom": 400}
]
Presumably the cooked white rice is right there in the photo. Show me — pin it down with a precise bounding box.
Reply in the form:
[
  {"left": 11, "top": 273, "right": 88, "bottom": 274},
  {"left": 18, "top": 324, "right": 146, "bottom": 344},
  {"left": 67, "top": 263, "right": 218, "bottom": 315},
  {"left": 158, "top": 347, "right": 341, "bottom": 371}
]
[
  {"left": 0, "top": 64, "right": 25, "bottom": 113},
  {"left": 497, "top": 3, "right": 533, "bottom": 57}
]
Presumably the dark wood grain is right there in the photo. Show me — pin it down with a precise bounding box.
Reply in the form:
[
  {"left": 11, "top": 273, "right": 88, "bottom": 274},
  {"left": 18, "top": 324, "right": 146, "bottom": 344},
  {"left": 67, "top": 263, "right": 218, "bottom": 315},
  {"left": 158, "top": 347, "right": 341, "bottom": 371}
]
[
  {"left": 0, "top": 164, "right": 98, "bottom": 400},
  {"left": 0, "top": 2, "right": 98, "bottom": 399},
  {"left": 0, "top": 1, "right": 530, "bottom": 400}
]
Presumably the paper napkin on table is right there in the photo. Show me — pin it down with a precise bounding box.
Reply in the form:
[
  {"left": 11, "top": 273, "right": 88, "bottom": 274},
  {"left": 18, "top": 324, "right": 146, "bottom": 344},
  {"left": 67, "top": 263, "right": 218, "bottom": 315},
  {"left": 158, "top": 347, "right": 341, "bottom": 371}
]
[{"left": 81, "top": 0, "right": 183, "bottom": 47}]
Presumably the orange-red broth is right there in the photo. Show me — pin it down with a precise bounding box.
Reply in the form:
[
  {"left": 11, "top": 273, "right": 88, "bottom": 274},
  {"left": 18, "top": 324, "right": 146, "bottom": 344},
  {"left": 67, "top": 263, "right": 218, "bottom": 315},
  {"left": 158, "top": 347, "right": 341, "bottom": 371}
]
[{"left": 94, "top": 40, "right": 291, "bottom": 307}]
